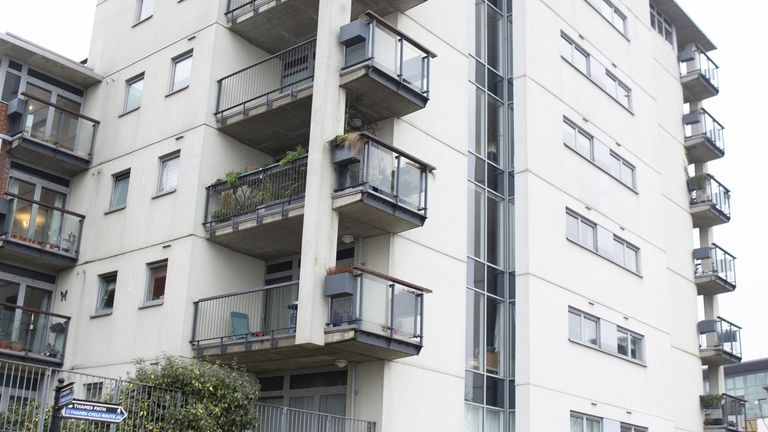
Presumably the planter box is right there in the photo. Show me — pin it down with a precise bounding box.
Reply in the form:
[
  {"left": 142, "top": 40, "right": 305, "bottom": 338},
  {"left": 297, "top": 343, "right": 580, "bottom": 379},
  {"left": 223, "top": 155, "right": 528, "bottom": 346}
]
[
  {"left": 331, "top": 145, "right": 361, "bottom": 166},
  {"left": 324, "top": 273, "right": 357, "bottom": 298}
]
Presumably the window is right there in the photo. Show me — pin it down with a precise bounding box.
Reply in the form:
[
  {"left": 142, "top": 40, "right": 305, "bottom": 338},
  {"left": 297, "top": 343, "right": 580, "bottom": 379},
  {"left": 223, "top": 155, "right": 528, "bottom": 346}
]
[
  {"left": 605, "top": 73, "right": 632, "bottom": 109},
  {"left": 571, "top": 413, "right": 601, "bottom": 432},
  {"left": 83, "top": 382, "right": 104, "bottom": 400},
  {"left": 617, "top": 328, "right": 644, "bottom": 361},
  {"left": 563, "top": 118, "right": 636, "bottom": 189},
  {"left": 560, "top": 35, "right": 589, "bottom": 75},
  {"left": 621, "top": 424, "right": 648, "bottom": 432},
  {"left": 566, "top": 211, "right": 596, "bottom": 251},
  {"left": 157, "top": 153, "right": 180, "bottom": 194},
  {"left": 136, "top": 0, "right": 154, "bottom": 23},
  {"left": 124, "top": 74, "right": 144, "bottom": 112},
  {"left": 96, "top": 273, "right": 117, "bottom": 313},
  {"left": 110, "top": 171, "right": 130, "bottom": 210},
  {"left": 145, "top": 261, "right": 168, "bottom": 304},
  {"left": 613, "top": 237, "right": 639, "bottom": 273},
  {"left": 650, "top": 3, "right": 675, "bottom": 46},
  {"left": 170, "top": 52, "right": 193, "bottom": 93},
  {"left": 1, "top": 70, "right": 21, "bottom": 102},
  {"left": 586, "top": 0, "right": 627, "bottom": 35},
  {"left": 568, "top": 309, "right": 599, "bottom": 346}
]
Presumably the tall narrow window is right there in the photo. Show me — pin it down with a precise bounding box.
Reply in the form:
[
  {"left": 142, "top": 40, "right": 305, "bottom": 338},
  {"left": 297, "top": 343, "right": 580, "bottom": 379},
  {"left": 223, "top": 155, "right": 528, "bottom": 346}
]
[
  {"left": 96, "top": 273, "right": 117, "bottom": 314},
  {"left": 124, "top": 74, "right": 144, "bottom": 113},
  {"left": 145, "top": 261, "right": 168, "bottom": 304},
  {"left": 110, "top": 171, "right": 130, "bottom": 210},
  {"left": 136, "top": 0, "right": 154, "bottom": 23},
  {"left": 157, "top": 153, "right": 180, "bottom": 194},
  {"left": 170, "top": 52, "right": 193, "bottom": 93}
]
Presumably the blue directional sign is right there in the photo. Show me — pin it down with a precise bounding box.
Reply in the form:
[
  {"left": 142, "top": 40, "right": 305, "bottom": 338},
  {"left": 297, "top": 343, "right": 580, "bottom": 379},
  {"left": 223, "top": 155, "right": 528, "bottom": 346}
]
[
  {"left": 57, "top": 386, "right": 74, "bottom": 407},
  {"left": 61, "top": 400, "right": 127, "bottom": 424}
]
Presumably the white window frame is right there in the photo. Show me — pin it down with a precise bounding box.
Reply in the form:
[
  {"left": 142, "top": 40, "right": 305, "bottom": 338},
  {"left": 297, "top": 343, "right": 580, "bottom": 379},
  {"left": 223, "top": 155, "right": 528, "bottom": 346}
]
[
  {"left": 96, "top": 272, "right": 117, "bottom": 314},
  {"left": 616, "top": 327, "right": 645, "bottom": 361},
  {"left": 568, "top": 309, "right": 600, "bottom": 347},
  {"left": 613, "top": 236, "right": 640, "bottom": 272},
  {"left": 135, "top": 0, "right": 154, "bottom": 24},
  {"left": 650, "top": 3, "right": 676, "bottom": 47},
  {"left": 586, "top": 0, "right": 628, "bottom": 35},
  {"left": 621, "top": 423, "right": 648, "bottom": 432},
  {"left": 571, "top": 412, "right": 602, "bottom": 432},
  {"left": 169, "top": 51, "right": 193, "bottom": 93},
  {"left": 123, "top": 74, "right": 144, "bottom": 113},
  {"left": 563, "top": 117, "right": 637, "bottom": 190},
  {"left": 156, "top": 151, "right": 180, "bottom": 195},
  {"left": 110, "top": 170, "right": 131, "bottom": 211},
  {"left": 566, "top": 211, "right": 597, "bottom": 252},
  {"left": 143, "top": 260, "right": 168, "bottom": 306},
  {"left": 560, "top": 35, "right": 590, "bottom": 75}
]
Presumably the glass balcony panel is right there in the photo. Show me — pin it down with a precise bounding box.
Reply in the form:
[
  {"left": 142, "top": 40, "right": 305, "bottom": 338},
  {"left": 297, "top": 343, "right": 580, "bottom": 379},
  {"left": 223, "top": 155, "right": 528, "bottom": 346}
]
[
  {"left": 25, "top": 101, "right": 49, "bottom": 142},
  {"left": 402, "top": 40, "right": 427, "bottom": 92},
  {"left": 3, "top": 194, "right": 83, "bottom": 257},
  {"left": 358, "top": 273, "right": 390, "bottom": 336},
  {"left": 398, "top": 158, "right": 425, "bottom": 211},
  {"left": 0, "top": 301, "right": 69, "bottom": 361},
  {"left": 372, "top": 25, "right": 399, "bottom": 77},
  {"left": 392, "top": 286, "right": 420, "bottom": 340},
  {"left": 366, "top": 144, "right": 395, "bottom": 196}
]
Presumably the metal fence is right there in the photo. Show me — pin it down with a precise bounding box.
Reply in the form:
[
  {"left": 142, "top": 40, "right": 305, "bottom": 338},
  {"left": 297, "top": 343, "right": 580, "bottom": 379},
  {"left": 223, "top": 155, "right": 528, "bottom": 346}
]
[
  {"left": 215, "top": 38, "right": 317, "bottom": 122},
  {"left": 204, "top": 155, "right": 308, "bottom": 230},
  {"left": 0, "top": 358, "right": 181, "bottom": 432},
  {"left": 680, "top": 46, "right": 720, "bottom": 90},
  {"left": 225, "top": 0, "right": 277, "bottom": 23},
  {"left": 690, "top": 174, "right": 731, "bottom": 219},
  {"left": 251, "top": 403, "right": 375, "bottom": 432},
  {"left": 694, "top": 243, "right": 737, "bottom": 287},
  {"left": 684, "top": 108, "right": 725, "bottom": 153}
]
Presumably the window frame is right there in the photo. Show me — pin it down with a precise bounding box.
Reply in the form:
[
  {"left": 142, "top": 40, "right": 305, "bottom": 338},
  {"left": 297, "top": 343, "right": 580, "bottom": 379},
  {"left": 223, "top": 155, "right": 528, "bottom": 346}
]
[
  {"left": 123, "top": 74, "right": 145, "bottom": 113},
  {"left": 109, "top": 170, "right": 131, "bottom": 211},
  {"left": 169, "top": 51, "right": 193, "bottom": 94},
  {"left": 143, "top": 260, "right": 168, "bottom": 307},
  {"left": 563, "top": 117, "right": 637, "bottom": 190},
  {"left": 566, "top": 211, "right": 597, "bottom": 252},
  {"left": 135, "top": 0, "right": 154, "bottom": 24},
  {"left": 613, "top": 235, "right": 640, "bottom": 273},
  {"left": 95, "top": 272, "right": 118, "bottom": 315},
  {"left": 560, "top": 35, "right": 590, "bottom": 75},
  {"left": 568, "top": 309, "right": 600, "bottom": 347},
  {"left": 650, "top": 3, "right": 676, "bottom": 47},
  {"left": 156, "top": 151, "right": 180, "bottom": 195},
  {"left": 570, "top": 412, "right": 603, "bottom": 432},
  {"left": 621, "top": 423, "right": 648, "bottom": 432}
]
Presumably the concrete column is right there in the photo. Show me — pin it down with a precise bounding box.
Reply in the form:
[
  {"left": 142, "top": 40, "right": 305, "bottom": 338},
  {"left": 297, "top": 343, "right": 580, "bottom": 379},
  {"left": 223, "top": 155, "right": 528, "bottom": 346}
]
[{"left": 295, "top": 0, "right": 351, "bottom": 345}]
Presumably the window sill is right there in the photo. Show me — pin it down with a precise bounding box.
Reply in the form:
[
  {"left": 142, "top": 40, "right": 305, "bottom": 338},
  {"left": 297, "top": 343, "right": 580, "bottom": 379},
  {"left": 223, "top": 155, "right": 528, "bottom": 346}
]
[
  {"left": 139, "top": 300, "right": 164, "bottom": 309},
  {"left": 104, "top": 205, "right": 127, "bottom": 215},
  {"left": 90, "top": 311, "right": 113, "bottom": 319},
  {"left": 569, "top": 338, "right": 646, "bottom": 367},
  {"left": 119, "top": 107, "right": 140, "bottom": 118},
  {"left": 165, "top": 86, "right": 189, "bottom": 97},
  {"left": 152, "top": 189, "right": 176, "bottom": 199},
  {"left": 132, "top": 15, "right": 153, "bottom": 28},
  {"left": 566, "top": 237, "right": 642, "bottom": 277},
  {"left": 563, "top": 143, "right": 639, "bottom": 194}
]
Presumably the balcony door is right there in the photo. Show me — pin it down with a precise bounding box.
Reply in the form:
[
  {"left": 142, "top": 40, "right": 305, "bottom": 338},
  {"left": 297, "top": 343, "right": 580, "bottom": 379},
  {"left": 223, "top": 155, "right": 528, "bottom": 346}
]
[
  {"left": 6, "top": 170, "right": 71, "bottom": 251},
  {"left": 0, "top": 274, "right": 55, "bottom": 353}
]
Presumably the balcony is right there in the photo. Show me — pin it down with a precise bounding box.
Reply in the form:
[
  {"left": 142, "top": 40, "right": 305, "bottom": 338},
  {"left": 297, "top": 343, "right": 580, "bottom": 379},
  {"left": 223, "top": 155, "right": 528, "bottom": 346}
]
[
  {"left": 684, "top": 109, "right": 725, "bottom": 164},
  {"left": 699, "top": 318, "right": 742, "bottom": 367},
  {"left": 0, "top": 194, "right": 83, "bottom": 273},
  {"left": 0, "top": 301, "right": 69, "bottom": 365},
  {"left": 215, "top": 39, "right": 316, "bottom": 156},
  {"left": 702, "top": 394, "right": 746, "bottom": 432},
  {"left": 339, "top": 13, "right": 435, "bottom": 123},
  {"left": 224, "top": 0, "right": 427, "bottom": 53},
  {"left": 253, "top": 402, "right": 376, "bottom": 432},
  {"left": 693, "top": 244, "right": 736, "bottom": 296},
  {"left": 679, "top": 46, "right": 719, "bottom": 103},
  {"left": 332, "top": 133, "right": 433, "bottom": 238},
  {"left": 204, "top": 155, "right": 307, "bottom": 260},
  {"left": 689, "top": 174, "right": 731, "bottom": 228},
  {"left": 6, "top": 93, "right": 98, "bottom": 177},
  {"left": 191, "top": 267, "right": 430, "bottom": 371}
]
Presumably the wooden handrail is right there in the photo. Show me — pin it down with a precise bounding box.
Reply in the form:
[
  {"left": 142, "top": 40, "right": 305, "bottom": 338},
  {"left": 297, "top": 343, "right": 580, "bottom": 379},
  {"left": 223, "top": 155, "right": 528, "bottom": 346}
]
[
  {"left": 352, "top": 265, "right": 433, "bottom": 294},
  {"left": 362, "top": 12, "right": 437, "bottom": 59},
  {"left": 0, "top": 300, "right": 71, "bottom": 321},
  {"left": 3, "top": 192, "right": 86, "bottom": 219},
  {"left": 20, "top": 92, "right": 100, "bottom": 125}
]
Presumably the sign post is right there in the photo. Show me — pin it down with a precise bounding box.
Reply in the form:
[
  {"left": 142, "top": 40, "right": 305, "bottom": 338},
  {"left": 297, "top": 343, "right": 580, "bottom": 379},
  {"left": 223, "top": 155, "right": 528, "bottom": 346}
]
[{"left": 49, "top": 378, "right": 72, "bottom": 432}]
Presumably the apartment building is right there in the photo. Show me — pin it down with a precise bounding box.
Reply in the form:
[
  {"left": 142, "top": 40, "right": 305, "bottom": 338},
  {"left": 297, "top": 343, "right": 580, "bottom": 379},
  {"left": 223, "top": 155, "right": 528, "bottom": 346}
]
[{"left": 0, "top": 0, "right": 745, "bottom": 431}]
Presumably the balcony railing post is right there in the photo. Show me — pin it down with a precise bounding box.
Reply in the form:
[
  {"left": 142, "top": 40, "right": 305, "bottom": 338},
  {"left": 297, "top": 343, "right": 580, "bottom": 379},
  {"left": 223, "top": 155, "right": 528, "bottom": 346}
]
[
  {"left": 368, "top": 20, "right": 375, "bottom": 60},
  {"left": 281, "top": 407, "right": 288, "bottom": 432},
  {"left": 389, "top": 283, "right": 395, "bottom": 338},
  {"left": 191, "top": 301, "right": 199, "bottom": 344},
  {"left": 393, "top": 155, "right": 401, "bottom": 203},
  {"left": 398, "top": 37, "right": 405, "bottom": 82}
]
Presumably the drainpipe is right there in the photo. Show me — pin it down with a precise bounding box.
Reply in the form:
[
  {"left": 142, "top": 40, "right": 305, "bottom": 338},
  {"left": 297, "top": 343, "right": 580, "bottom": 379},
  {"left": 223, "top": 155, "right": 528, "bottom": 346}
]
[{"left": 350, "top": 361, "right": 357, "bottom": 419}]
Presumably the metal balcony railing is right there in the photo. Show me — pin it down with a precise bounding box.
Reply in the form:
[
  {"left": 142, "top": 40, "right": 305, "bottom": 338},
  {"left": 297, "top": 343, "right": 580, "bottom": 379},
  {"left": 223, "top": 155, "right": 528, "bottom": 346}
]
[
  {"left": 0, "top": 301, "right": 69, "bottom": 362},
  {"left": 690, "top": 174, "right": 731, "bottom": 218},
  {"left": 225, "top": 0, "right": 274, "bottom": 23},
  {"left": 694, "top": 244, "right": 736, "bottom": 288},
  {"left": 251, "top": 403, "right": 376, "bottom": 432},
  {"left": 204, "top": 155, "right": 308, "bottom": 229},
  {"left": 326, "top": 266, "right": 430, "bottom": 346},
  {"left": 680, "top": 46, "right": 720, "bottom": 90},
  {"left": 684, "top": 109, "right": 725, "bottom": 153},
  {"left": 341, "top": 13, "right": 433, "bottom": 97},
  {"left": 14, "top": 92, "right": 98, "bottom": 159},
  {"left": 215, "top": 39, "right": 317, "bottom": 122},
  {"left": 1, "top": 192, "right": 84, "bottom": 258},
  {"left": 699, "top": 317, "right": 742, "bottom": 359},
  {"left": 702, "top": 393, "right": 746, "bottom": 431},
  {"left": 335, "top": 134, "right": 432, "bottom": 217},
  {"left": 191, "top": 281, "right": 299, "bottom": 351}
]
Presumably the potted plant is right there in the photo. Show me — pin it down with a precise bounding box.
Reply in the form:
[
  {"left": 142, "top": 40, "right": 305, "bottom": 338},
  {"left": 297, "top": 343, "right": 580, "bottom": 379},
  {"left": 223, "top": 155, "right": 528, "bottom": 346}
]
[
  {"left": 0, "top": 331, "right": 9, "bottom": 350},
  {"left": 329, "top": 132, "right": 365, "bottom": 166},
  {"left": 324, "top": 266, "right": 357, "bottom": 298},
  {"left": 687, "top": 173, "right": 709, "bottom": 193},
  {"left": 9, "top": 340, "right": 24, "bottom": 352},
  {"left": 700, "top": 394, "right": 722, "bottom": 409}
]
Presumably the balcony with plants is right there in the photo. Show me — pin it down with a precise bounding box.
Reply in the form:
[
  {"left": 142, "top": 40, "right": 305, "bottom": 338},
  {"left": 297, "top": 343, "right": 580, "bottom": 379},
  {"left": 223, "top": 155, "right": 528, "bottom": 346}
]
[
  {"left": 203, "top": 148, "right": 307, "bottom": 260},
  {"left": 0, "top": 193, "right": 84, "bottom": 272},
  {"left": 330, "top": 131, "right": 434, "bottom": 239},
  {"left": 700, "top": 393, "right": 746, "bottom": 432},
  {"left": 215, "top": 39, "right": 316, "bottom": 155},
  {"left": 698, "top": 317, "right": 742, "bottom": 367},
  {"left": 5, "top": 92, "right": 99, "bottom": 177},
  {"left": 339, "top": 12, "right": 436, "bottom": 123},
  {"left": 679, "top": 46, "right": 719, "bottom": 103},
  {"left": 224, "top": 0, "right": 428, "bottom": 53},
  {"left": 693, "top": 243, "right": 736, "bottom": 296},
  {"left": 688, "top": 173, "right": 731, "bottom": 228},
  {"left": 0, "top": 301, "right": 69, "bottom": 365},
  {"left": 684, "top": 108, "right": 725, "bottom": 164}
]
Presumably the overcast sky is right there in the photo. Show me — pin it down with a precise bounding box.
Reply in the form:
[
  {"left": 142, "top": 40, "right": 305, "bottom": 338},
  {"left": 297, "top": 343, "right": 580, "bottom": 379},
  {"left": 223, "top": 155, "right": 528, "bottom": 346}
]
[{"left": 1, "top": 1, "right": 765, "bottom": 360}]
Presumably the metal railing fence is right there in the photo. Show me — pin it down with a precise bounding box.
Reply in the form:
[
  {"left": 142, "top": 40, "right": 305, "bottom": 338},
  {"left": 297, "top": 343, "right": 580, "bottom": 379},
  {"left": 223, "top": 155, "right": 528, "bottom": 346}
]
[
  {"left": 690, "top": 174, "right": 731, "bottom": 219},
  {"left": 250, "top": 403, "right": 376, "bottom": 432}
]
